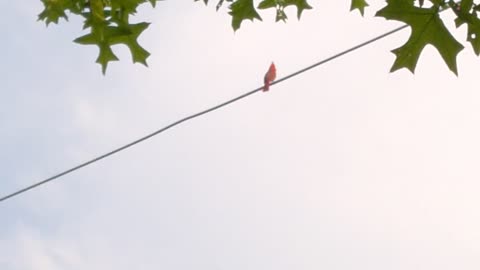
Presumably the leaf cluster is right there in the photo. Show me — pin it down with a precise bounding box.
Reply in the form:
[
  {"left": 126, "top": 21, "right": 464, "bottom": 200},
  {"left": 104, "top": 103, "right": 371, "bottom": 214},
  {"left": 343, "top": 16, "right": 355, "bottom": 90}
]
[
  {"left": 38, "top": 0, "right": 480, "bottom": 74},
  {"left": 355, "top": 0, "right": 480, "bottom": 74},
  {"left": 375, "top": 0, "right": 480, "bottom": 74},
  {"left": 39, "top": 0, "right": 157, "bottom": 73},
  {"left": 198, "top": 0, "right": 312, "bottom": 30}
]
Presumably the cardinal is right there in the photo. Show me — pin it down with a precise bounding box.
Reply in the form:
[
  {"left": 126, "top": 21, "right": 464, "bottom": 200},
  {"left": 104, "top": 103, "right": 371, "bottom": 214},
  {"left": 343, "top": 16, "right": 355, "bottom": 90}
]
[{"left": 263, "top": 62, "right": 277, "bottom": 92}]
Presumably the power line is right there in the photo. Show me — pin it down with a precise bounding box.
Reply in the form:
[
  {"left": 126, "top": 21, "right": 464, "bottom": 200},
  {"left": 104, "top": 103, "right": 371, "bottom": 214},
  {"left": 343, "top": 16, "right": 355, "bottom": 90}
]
[{"left": 0, "top": 24, "right": 408, "bottom": 204}]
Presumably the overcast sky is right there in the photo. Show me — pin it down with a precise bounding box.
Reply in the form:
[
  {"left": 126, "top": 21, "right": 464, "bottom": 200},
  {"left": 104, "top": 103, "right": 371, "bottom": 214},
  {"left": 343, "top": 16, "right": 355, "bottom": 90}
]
[{"left": 2, "top": 1, "right": 480, "bottom": 269}]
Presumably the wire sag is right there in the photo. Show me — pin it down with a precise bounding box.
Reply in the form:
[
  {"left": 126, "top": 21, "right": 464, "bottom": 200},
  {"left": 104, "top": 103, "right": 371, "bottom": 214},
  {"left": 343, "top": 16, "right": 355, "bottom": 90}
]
[{"left": 0, "top": 24, "right": 408, "bottom": 204}]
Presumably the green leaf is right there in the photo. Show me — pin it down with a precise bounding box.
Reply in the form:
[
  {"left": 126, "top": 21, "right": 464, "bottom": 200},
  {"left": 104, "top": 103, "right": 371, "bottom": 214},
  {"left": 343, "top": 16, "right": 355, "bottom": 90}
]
[
  {"left": 195, "top": 0, "right": 232, "bottom": 10},
  {"left": 258, "top": 0, "right": 285, "bottom": 21},
  {"left": 74, "top": 25, "right": 116, "bottom": 74},
  {"left": 97, "top": 43, "right": 120, "bottom": 74},
  {"left": 376, "top": 0, "right": 463, "bottom": 74},
  {"left": 38, "top": 0, "right": 71, "bottom": 25},
  {"left": 448, "top": 0, "right": 480, "bottom": 55},
  {"left": 229, "top": 0, "right": 262, "bottom": 31},
  {"left": 350, "top": 0, "right": 369, "bottom": 16},
  {"left": 258, "top": 0, "right": 311, "bottom": 21},
  {"left": 460, "top": 0, "right": 474, "bottom": 13},
  {"left": 148, "top": 0, "right": 159, "bottom": 7},
  {"left": 449, "top": 0, "right": 474, "bottom": 26},
  {"left": 111, "top": 0, "right": 145, "bottom": 13},
  {"left": 90, "top": 0, "right": 105, "bottom": 22},
  {"left": 110, "top": 22, "right": 151, "bottom": 65},
  {"left": 466, "top": 22, "right": 480, "bottom": 55},
  {"left": 276, "top": 8, "right": 287, "bottom": 22},
  {"left": 258, "top": 0, "right": 276, "bottom": 9},
  {"left": 216, "top": 0, "right": 227, "bottom": 10},
  {"left": 283, "top": 0, "right": 312, "bottom": 19},
  {"left": 74, "top": 22, "right": 151, "bottom": 73}
]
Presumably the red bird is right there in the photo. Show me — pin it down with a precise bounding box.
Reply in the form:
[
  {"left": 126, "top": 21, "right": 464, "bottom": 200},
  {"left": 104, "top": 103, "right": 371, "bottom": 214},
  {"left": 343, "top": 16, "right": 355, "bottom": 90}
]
[{"left": 263, "top": 62, "right": 277, "bottom": 92}]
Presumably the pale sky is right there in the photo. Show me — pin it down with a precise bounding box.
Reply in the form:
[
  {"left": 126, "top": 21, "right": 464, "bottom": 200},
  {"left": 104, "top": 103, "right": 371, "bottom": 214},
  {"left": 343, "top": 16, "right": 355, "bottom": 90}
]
[{"left": 2, "top": 1, "right": 480, "bottom": 269}]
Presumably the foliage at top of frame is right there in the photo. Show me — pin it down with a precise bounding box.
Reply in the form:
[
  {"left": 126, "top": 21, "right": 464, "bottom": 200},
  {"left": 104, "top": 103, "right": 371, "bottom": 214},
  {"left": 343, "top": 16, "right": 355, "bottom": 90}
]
[{"left": 38, "top": 0, "right": 480, "bottom": 74}]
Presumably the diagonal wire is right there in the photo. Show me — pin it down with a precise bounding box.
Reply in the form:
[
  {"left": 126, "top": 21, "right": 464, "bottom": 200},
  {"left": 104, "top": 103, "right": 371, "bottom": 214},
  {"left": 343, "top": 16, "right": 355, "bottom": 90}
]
[{"left": 0, "top": 24, "right": 408, "bottom": 204}]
